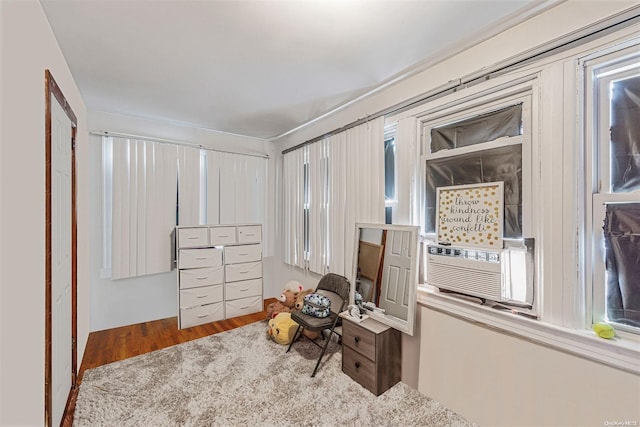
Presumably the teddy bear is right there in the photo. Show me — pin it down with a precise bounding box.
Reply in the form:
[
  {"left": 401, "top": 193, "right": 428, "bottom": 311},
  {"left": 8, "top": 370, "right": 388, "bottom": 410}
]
[
  {"left": 266, "top": 280, "right": 305, "bottom": 319},
  {"left": 267, "top": 312, "right": 299, "bottom": 345},
  {"left": 280, "top": 280, "right": 304, "bottom": 300},
  {"left": 266, "top": 289, "right": 298, "bottom": 319}
]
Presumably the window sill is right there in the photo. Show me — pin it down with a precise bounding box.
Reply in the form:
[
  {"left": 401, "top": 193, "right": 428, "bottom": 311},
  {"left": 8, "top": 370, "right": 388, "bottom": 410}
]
[{"left": 417, "top": 286, "right": 640, "bottom": 375}]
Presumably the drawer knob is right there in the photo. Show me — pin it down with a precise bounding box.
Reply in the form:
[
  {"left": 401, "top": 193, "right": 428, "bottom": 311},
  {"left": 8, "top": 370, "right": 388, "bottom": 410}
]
[
  {"left": 354, "top": 336, "right": 360, "bottom": 344},
  {"left": 355, "top": 362, "right": 360, "bottom": 369}
]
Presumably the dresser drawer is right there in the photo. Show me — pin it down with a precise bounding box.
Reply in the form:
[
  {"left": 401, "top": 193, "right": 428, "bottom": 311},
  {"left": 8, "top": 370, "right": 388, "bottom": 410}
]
[
  {"left": 237, "top": 225, "right": 262, "bottom": 244},
  {"left": 342, "top": 346, "right": 377, "bottom": 393},
  {"left": 224, "top": 244, "right": 261, "bottom": 264},
  {"left": 225, "top": 261, "right": 262, "bottom": 283},
  {"left": 180, "top": 284, "right": 223, "bottom": 309},
  {"left": 225, "top": 295, "right": 262, "bottom": 318},
  {"left": 180, "top": 302, "right": 224, "bottom": 328},
  {"left": 209, "top": 226, "right": 237, "bottom": 246},
  {"left": 179, "top": 266, "right": 224, "bottom": 289},
  {"left": 342, "top": 320, "right": 377, "bottom": 361},
  {"left": 225, "top": 278, "right": 262, "bottom": 300},
  {"left": 177, "top": 227, "right": 208, "bottom": 248},
  {"left": 178, "top": 248, "right": 223, "bottom": 269}
]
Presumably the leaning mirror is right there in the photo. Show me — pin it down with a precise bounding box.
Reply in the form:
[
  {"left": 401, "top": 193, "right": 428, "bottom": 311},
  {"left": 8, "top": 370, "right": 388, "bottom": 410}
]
[{"left": 351, "top": 223, "right": 420, "bottom": 336}]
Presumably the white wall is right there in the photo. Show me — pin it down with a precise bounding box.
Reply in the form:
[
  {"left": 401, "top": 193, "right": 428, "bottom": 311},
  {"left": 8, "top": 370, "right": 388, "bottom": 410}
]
[
  {"left": 0, "top": 1, "right": 89, "bottom": 424},
  {"left": 87, "top": 111, "right": 274, "bottom": 331},
  {"left": 419, "top": 307, "right": 640, "bottom": 427},
  {"left": 270, "top": 1, "right": 640, "bottom": 424}
]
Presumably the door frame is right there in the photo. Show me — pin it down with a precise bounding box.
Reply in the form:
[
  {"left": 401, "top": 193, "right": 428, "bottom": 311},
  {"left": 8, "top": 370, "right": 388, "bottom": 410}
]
[{"left": 44, "top": 69, "right": 78, "bottom": 427}]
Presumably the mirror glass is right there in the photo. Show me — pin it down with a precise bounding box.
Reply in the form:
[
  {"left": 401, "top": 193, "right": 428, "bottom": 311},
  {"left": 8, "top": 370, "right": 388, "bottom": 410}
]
[{"left": 351, "top": 223, "right": 420, "bottom": 335}]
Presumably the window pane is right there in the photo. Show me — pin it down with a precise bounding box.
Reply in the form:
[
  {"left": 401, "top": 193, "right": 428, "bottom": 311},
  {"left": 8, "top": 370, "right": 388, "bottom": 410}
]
[
  {"left": 610, "top": 75, "right": 640, "bottom": 192},
  {"left": 385, "top": 206, "right": 392, "bottom": 224},
  {"left": 430, "top": 104, "right": 522, "bottom": 153},
  {"left": 603, "top": 203, "right": 640, "bottom": 327},
  {"left": 384, "top": 137, "right": 396, "bottom": 201},
  {"left": 425, "top": 144, "right": 522, "bottom": 238}
]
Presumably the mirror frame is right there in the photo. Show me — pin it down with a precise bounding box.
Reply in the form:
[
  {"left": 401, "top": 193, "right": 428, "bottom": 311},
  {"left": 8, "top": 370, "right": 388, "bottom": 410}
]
[{"left": 351, "top": 223, "right": 420, "bottom": 336}]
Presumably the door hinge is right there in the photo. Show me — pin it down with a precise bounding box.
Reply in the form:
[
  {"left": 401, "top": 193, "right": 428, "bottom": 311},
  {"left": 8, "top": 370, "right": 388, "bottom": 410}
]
[{"left": 72, "top": 137, "right": 76, "bottom": 150}]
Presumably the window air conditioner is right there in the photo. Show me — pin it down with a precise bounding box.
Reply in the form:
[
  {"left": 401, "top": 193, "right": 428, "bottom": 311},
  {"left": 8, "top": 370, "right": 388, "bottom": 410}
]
[
  {"left": 426, "top": 239, "right": 534, "bottom": 304},
  {"left": 426, "top": 244, "right": 503, "bottom": 301}
]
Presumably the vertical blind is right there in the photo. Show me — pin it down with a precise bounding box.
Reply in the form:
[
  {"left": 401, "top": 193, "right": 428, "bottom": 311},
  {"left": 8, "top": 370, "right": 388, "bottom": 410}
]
[
  {"left": 107, "top": 136, "right": 267, "bottom": 280},
  {"left": 283, "top": 148, "right": 305, "bottom": 269},
  {"left": 395, "top": 117, "right": 419, "bottom": 225},
  {"left": 282, "top": 117, "right": 385, "bottom": 277},
  {"left": 110, "top": 137, "right": 178, "bottom": 279}
]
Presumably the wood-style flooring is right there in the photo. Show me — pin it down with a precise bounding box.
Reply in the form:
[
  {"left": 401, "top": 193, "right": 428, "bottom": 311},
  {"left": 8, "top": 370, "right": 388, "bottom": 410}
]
[{"left": 62, "top": 298, "right": 275, "bottom": 427}]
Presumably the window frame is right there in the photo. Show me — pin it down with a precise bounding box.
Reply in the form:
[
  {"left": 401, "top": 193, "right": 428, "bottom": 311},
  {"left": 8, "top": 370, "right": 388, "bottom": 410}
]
[{"left": 583, "top": 45, "right": 640, "bottom": 339}]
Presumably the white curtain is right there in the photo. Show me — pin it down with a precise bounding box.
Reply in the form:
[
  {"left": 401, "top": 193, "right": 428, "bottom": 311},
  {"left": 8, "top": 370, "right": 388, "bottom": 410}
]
[
  {"left": 282, "top": 148, "right": 305, "bottom": 269},
  {"left": 110, "top": 137, "right": 178, "bottom": 280},
  {"left": 396, "top": 117, "right": 419, "bottom": 225}
]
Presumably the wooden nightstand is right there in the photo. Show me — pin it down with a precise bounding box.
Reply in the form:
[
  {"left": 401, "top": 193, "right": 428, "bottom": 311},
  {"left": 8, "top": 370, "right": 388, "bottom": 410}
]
[{"left": 341, "top": 315, "right": 401, "bottom": 395}]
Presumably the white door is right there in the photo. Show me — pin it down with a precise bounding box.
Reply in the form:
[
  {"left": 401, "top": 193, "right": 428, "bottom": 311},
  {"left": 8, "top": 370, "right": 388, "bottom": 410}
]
[
  {"left": 51, "top": 96, "right": 72, "bottom": 427},
  {"left": 379, "top": 230, "right": 413, "bottom": 320}
]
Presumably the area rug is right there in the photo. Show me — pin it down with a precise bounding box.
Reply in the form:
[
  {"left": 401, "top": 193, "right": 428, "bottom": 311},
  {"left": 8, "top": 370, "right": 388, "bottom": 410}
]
[{"left": 74, "top": 321, "right": 478, "bottom": 426}]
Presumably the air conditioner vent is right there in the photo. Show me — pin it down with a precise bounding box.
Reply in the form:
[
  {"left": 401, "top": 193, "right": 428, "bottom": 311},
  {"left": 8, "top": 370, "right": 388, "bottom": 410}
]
[{"left": 426, "top": 244, "right": 503, "bottom": 301}]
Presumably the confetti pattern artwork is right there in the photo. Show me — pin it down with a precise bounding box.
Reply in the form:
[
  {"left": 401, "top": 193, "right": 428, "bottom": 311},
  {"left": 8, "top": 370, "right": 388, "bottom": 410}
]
[{"left": 436, "top": 182, "right": 504, "bottom": 249}]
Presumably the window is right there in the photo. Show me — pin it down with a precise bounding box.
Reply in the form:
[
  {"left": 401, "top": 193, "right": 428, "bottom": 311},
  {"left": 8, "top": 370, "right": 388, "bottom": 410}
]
[
  {"left": 384, "top": 126, "right": 397, "bottom": 224},
  {"left": 420, "top": 88, "right": 533, "bottom": 308},
  {"left": 586, "top": 46, "right": 640, "bottom": 333},
  {"left": 423, "top": 102, "right": 527, "bottom": 238}
]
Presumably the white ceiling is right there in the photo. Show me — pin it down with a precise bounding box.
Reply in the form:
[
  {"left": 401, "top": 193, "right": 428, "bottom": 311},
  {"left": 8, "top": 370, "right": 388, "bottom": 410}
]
[{"left": 40, "top": 0, "right": 553, "bottom": 141}]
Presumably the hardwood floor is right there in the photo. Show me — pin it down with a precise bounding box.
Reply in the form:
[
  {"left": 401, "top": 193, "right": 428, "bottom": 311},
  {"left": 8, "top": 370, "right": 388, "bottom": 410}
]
[{"left": 62, "top": 298, "right": 275, "bottom": 426}]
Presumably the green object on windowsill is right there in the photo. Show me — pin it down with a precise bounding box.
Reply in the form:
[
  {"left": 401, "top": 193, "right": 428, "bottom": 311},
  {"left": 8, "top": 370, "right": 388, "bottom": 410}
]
[{"left": 592, "top": 322, "right": 615, "bottom": 339}]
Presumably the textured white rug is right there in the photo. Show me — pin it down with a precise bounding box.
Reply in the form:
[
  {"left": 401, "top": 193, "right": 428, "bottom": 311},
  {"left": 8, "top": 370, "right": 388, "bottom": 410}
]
[{"left": 74, "top": 321, "right": 478, "bottom": 426}]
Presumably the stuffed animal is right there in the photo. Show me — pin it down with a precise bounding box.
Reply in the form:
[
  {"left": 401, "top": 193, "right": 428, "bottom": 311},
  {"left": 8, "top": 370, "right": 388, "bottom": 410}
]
[
  {"left": 267, "top": 312, "right": 299, "bottom": 345},
  {"left": 266, "top": 289, "right": 298, "bottom": 319},
  {"left": 279, "top": 280, "right": 304, "bottom": 302}
]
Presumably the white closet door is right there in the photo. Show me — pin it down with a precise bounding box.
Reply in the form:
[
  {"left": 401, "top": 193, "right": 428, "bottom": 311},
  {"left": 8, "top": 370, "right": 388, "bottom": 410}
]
[{"left": 51, "top": 95, "right": 72, "bottom": 427}]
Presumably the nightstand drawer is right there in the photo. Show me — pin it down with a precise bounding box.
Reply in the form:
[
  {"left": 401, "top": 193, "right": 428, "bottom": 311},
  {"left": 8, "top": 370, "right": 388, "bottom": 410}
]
[
  {"left": 177, "top": 227, "right": 208, "bottom": 248},
  {"left": 178, "top": 248, "right": 223, "bottom": 269},
  {"left": 179, "top": 266, "right": 224, "bottom": 289},
  {"left": 224, "top": 244, "right": 261, "bottom": 264},
  {"left": 225, "top": 261, "right": 262, "bottom": 283},
  {"left": 342, "top": 319, "right": 376, "bottom": 361},
  {"left": 342, "top": 346, "right": 376, "bottom": 393},
  {"left": 209, "top": 226, "right": 237, "bottom": 245},
  {"left": 180, "top": 302, "right": 224, "bottom": 328},
  {"left": 225, "top": 278, "right": 262, "bottom": 300},
  {"left": 180, "top": 284, "right": 223, "bottom": 309}
]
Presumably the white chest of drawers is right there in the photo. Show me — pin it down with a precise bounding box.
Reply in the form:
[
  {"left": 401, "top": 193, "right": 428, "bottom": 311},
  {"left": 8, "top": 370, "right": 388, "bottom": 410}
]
[{"left": 176, "top": 224, "right": 263, "bottom": 329}]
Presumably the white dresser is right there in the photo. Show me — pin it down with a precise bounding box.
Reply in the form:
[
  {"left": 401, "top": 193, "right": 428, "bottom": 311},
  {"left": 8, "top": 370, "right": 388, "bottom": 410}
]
[{"left": 176, "top": 224, "right": 263, "bottom": 329}]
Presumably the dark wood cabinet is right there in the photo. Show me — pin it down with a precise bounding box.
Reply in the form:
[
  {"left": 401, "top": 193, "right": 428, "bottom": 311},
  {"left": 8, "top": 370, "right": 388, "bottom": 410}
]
[{"left": 341, "top": 316, "right": 401, "bottom": 395}]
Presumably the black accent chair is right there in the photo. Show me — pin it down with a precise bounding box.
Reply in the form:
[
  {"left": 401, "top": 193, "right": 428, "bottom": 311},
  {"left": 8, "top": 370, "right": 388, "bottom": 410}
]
[{"left": 286, "top": 273, "right": 351, "bottom": 377}]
